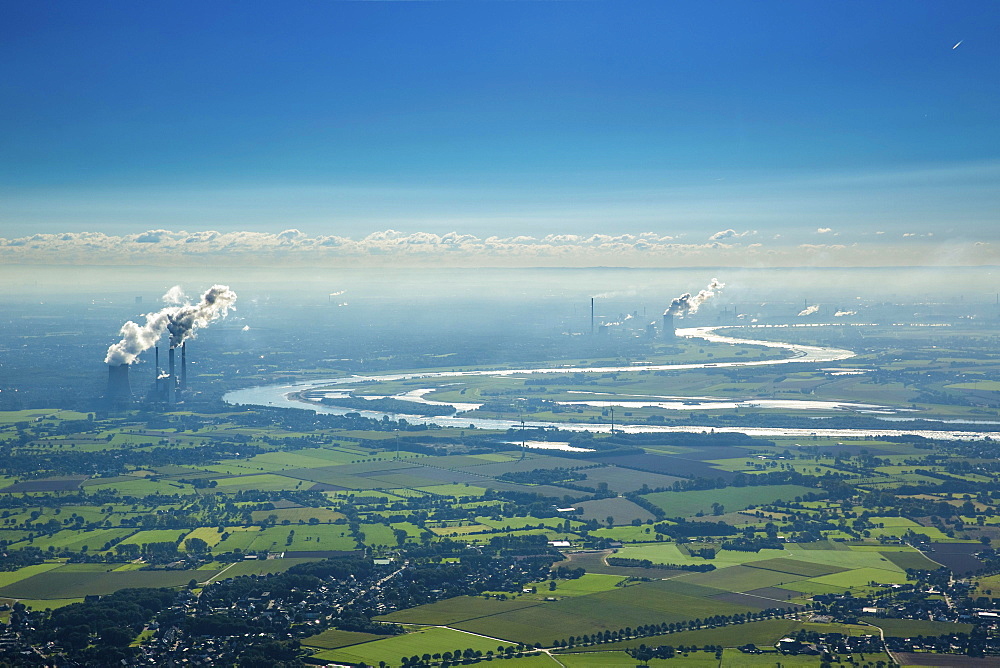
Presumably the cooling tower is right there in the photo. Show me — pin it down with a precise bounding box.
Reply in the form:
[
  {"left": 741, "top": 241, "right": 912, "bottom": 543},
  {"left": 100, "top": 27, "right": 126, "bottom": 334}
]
[
  {"left": 106, "top": 364, "right": 132, "bottom": 405},
  {"left": 662, "top": 313, "right": 675, "bottom": 339}
]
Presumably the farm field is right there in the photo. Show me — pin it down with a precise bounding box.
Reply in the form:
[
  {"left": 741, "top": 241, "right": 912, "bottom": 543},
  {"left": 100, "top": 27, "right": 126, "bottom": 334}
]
[
  {"left": 448, "top": 579, "right": 769, "bottom": 647},
  {"left": 311, "top": 626, "right": 506, "bottom": 665},
  {"left": 0, "top": 565, "right": 219, "bottom": 599},
  {"left": 301, "top": 628, "right": 385, "bottom": 650},
  {"left": 3, "top": 320, "right": 1000, "bottom": 665},
  {"left": 642, "top": 484, "right": 820, "bottom": 517},
  {"left": 556, "top": 619, "right": 802, "bottom": 653},
  {"left": 379, "top": 595, "right": 543, "bottom": 626}
]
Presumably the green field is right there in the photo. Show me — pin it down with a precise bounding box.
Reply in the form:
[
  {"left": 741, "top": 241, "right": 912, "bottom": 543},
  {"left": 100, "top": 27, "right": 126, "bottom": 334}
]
[
  {"left": 301, "top": 628, "right": 385, "bottom": 650},
  {"left": 379, "top": 595, "right": 543, "bottom": 626},
  {"left": 746, "top": 557, "right": 848, "bottom": 578},
  {"left": 642, "top": 485, "right": 820, "bottom": 518},
  {"left": 0, "top": 566, "right": 215, "bottom": 599},
  {"left": 212, "top": 474, "right": 310, "bottom": 492},
  {"left": 314, "top": 626, "right": 508, "bottom": 665},
  {"left": 615, "top": 542, "right": 789, "bottom": 569},
  {"left": 219, "top": 558, "right": 319, "bottom": 578},
  {"left": 680, "top": 564, "right": 801, "bottom": 591},
  {"left": 557, "top": 618, "right": 802, "bottom": 653},
  {"left": 247, "top": 524, "right": 358, "bottom": 552},
  {"left": 120, "top": 529, "right": 189, "bottom": 546},
  {"left": 214, "top": 527, "right": 264, "bottom": 551},
  {"left": 529, "top": 573, "right": 625, "bottom": 597},
  {"left": 558, "top": 651, "right": 720, "bottom": 667},
  {"left": 451, "top": 579, "right": 761, "bottom": 646},
  {"left": 0, "top": 562, "right": 63, "bottom": 588}
]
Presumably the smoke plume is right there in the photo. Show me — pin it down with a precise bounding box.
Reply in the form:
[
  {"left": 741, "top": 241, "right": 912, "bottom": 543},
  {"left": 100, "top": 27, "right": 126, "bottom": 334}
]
[
  {"left": 798, "top": 304, "right": 820, "bottom": 317},
  {"left": 166, "top": 285, "right": 238, "bottom": 348},
  {"left": 162, "top": 285, "right": 187, "bottom": 305},
  {"left": 664, "top": 278, "right": 725, "bottom": 317},
  {"left": 105, "top": 284, "right": 237, "bottom": 365}
]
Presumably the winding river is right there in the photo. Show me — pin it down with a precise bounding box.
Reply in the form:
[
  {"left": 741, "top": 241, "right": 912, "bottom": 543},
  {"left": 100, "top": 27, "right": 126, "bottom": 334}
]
[{"left": 224, "top": 325, "right": 1000, "bottom": 441}]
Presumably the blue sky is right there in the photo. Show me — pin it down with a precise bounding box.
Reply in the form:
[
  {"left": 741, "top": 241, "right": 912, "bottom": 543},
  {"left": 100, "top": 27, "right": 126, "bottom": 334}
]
[{"left": 1, "top": 1, "right": 998, "bottom": 266}]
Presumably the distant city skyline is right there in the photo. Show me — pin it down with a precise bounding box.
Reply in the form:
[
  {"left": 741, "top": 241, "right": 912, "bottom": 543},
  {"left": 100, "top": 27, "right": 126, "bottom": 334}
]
[{"left": 2, "top": 1, "right": 997, "bottom": 267}]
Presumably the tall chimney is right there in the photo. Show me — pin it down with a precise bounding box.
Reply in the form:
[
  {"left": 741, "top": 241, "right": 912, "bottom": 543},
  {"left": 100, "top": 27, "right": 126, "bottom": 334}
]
[
  {"left": 168, "top": 347, "right": 176, "bottom": 404},
  {"left": 181, "top": 343, "right": 187, "bottom": 392},
  {"left": 590, "top": 298, "right": 595, "bottom": 334}
]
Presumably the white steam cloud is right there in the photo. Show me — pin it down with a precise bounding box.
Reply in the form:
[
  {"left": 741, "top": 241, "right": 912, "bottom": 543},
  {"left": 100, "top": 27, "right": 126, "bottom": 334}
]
[
  {"left": 165, "top": 285, "right": 238, "bottom": 348},
  {"left": 105, "top": 284, "right": 238, "bottom": 365},
  {"left": 665, "top": 278, "right": 725, "bottom": 317},
  {"left": 162, "top": 285, "right": 187, "bottom": 305},
  {"left": 834, "top": 310, "right": 857, "bottom": 317},
  {"left": 798, "top": 304, "right": 820, "bottom": 316}
]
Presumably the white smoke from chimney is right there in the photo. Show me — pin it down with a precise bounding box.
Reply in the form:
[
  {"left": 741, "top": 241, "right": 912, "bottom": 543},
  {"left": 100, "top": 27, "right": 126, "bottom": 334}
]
[
  {"left": 665, "top": 278, "right": 725, "bottom": 317},
  {"left": 834, "top": 310, "right": 857, "bottom": 317},
  {"left": 104, "top": 310, "right": 173, "bottom": 365},
  {"left": 162, "top": 285, "right": 187, "bottom": 305},
  {"left": 798, "top": 304, "right": 820, "bottom": 317},
  {"left": 105, "top": 284, "right": 238, "bottom": 365},
  {"left": 166, "top": 285, "right": 238, "bottom": 348}
]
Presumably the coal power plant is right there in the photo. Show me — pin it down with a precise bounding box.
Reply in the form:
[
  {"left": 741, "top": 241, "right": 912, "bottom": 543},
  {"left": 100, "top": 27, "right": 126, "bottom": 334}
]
[
  {"left": 147, "top": 342, "right": 188, "bottom": 405},
  {"left": 102, "top": 284, "right": 237, "bottom": 409}
]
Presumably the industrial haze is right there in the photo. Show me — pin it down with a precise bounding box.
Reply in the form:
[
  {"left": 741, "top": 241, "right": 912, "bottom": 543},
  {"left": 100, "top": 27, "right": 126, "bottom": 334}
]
[{"left": 2, "top": 265, "right": 998, "bottom": 411}]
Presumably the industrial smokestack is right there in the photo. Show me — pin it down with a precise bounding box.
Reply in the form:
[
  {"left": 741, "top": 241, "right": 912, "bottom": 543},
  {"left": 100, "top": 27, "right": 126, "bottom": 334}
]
[
  {"left": 181, "top": 343, "right": 187, "bottom": 392},
  {"left": 106, "top": 364, "right": 132, "bottom": 406},
  {"left": 168, "top": 347, "right": 176, "bottom": 404},
  {"left": 105, "top": 284, "right": 237, "bottom": 366},
  {"left": 590, "top": 298, "right": 595, "bottom": 334}
]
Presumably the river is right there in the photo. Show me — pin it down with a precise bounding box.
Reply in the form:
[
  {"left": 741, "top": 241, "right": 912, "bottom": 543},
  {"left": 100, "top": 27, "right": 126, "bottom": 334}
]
[{"left": 223, "top": 325, "right": 1000, "bottom": 441}]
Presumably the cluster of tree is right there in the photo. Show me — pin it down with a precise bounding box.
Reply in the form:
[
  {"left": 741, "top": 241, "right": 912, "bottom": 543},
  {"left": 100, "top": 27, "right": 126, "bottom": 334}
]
[
  {"left": 0, "top": 545, "right": 45, "bottom": 570},
  {"left": 652, "top": 520, "right": 738, "bottom": 539},
  {"left": 497, "top": 467, "right": 588, "bottom": 485},
  {"left": 319, "top": 395, "right": 457, "bottom": 416},
  {"left": 481, "top": 534, "right": 558, "bottom": 557},
  {"left": 30, "top": 587, "right": 177, "bottom": 665},
  {"left": 0, "top": 440, "right": 265, "bottom": 478},
  {"left": 720, "top": 536, "right": 785, "bottom": 552},
  {"left": 231, "top": 405, "right": 432, "bottom": 433},
  {"left": 623, "top": 492, "right": 666, "bottom": 519},
  {"left": 628, "top": 643, "right": 725, "bottom": 662},
  {"left": 545, "top": 605, "right": 806, "bottom": 650},
  {"left": 605, "top": 557, "right": 715, "bottom": 572}
]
